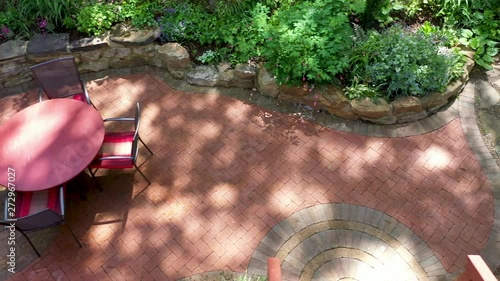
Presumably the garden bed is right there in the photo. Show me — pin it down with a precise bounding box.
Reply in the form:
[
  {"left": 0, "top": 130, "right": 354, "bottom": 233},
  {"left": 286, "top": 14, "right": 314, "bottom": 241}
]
[{"left": 0, "top": 0, "right": 498, "bottom": 124}]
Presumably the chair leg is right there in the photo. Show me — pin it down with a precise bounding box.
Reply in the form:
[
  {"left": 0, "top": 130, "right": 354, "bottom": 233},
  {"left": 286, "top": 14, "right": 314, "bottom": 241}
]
[
  {"left": 63, "top": 220, "right": 83, "bottom": 248},
  {"left": 134, "top": 163, "right": 151, "bottom": 186},
  {"left": 139, "top": 137, "right": 153, "bottom": 155},
  {"left": 16, "top": 228, "right": 41, "bottom": 257},
  {"left": 90, "top": 100, "right": 98, "bottom": 110},
  {"left": 88, "top": 167, "right": 103, "bottom": 191}
]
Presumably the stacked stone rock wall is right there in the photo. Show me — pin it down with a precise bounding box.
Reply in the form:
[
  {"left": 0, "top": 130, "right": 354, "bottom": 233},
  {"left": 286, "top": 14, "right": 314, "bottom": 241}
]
[{"left": 0, "top": 25, "right": 475, "bottom": 124}]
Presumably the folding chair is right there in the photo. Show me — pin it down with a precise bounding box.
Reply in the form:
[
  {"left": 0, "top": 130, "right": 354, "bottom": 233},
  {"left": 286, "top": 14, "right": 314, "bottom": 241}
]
[
  {"left": 30, "top": 57, "right": 95, "bottom": 107},
  {"left": 1, "top": 185, "right": 82, "bottom": 257},
  {"left": 88, "top": 102, "right": 154, "bottom": 189}
]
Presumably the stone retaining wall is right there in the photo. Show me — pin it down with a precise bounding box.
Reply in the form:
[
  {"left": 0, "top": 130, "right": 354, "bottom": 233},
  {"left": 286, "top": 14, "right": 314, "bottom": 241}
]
[{"left": 0, "top": 26, "right": 475, "bottom": 124}]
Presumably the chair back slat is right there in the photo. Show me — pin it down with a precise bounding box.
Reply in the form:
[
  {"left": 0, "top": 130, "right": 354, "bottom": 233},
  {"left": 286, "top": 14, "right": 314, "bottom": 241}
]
[
  {"left": 15, "top": 187, "right": 61, "bottom": 218},
  {"left": 14, "top": 209, "right": 64, "bottom": 232},
  {"left": 30, "top": 57, "right": 84, "bottom": 99}
]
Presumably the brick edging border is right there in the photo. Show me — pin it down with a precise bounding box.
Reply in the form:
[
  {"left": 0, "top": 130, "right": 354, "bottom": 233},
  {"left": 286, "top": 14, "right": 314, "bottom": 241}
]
[{"left": 457, "top": 81, "right": 500, "bottom": 276}]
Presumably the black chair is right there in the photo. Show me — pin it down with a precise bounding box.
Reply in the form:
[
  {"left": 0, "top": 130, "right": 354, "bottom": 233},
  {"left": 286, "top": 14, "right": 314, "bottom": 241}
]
[
  {"left": 30, "top": 57, "right": 95, "bottom": 107},
  {"left": 88, "top": 102, "right": 154, "bottom": 189},
  {"left": 1, "top": 185, "right": 82, "bottom": 257}
]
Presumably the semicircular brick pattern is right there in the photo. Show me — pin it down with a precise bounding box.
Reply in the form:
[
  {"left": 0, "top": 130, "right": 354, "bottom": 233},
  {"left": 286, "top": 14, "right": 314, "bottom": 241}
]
[{"left": 248, "top": 204, "right": 445, "bottom": 280}]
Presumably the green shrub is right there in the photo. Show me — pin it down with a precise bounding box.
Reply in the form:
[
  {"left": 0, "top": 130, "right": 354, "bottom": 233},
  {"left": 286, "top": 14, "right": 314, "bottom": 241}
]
[
  {"left": 0, "top": 6, "right": 31, "bottom": 39},
  {"left": 76, "top": 3, "right": 119, "bottom": 36},
  {"left": 197, "top": 49, "right": 228, "bottom": 64},
  {"left": 262, "top": 0, "right": 362, "bottom": 86},
  {"left": 344, "top": 79, "right": 383, "bottom": 100},
  {"left": 229, "top": 3, "right": 270, "bottom": 62},
  {"left": 157, "top": 2, "right": 209, "bottom": 43},
  {"left": 349, "top": 25, "right": 465, "bottom": 101},
  {"left": 189, "top": 0, "right": 254, "bottom": 15},
  {"left": 457, "top": 10, "right": 499, "bottom": 70},
  {"left": 197, "top": 3, "right": 270, "bottom": 63},
  {"left": 118, "top": 0, "right": 163, "bottom": 28},
  {"left": 158, "top": 2, "right": 269, "bottom": 64},
  {"left": 433, "top": 0, "right": 500, "bottom": 69},
  {"left": 16, "top": 0, "right": 76, "bottom": 27}
]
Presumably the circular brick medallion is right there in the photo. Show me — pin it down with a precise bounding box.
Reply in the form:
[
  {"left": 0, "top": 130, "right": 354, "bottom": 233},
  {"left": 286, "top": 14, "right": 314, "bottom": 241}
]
[{"left": 247, "top": 204, "right": 447, "bottom": 280}]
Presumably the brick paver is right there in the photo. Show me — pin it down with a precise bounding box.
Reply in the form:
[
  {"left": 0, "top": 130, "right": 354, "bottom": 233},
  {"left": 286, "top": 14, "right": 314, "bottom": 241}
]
[{"left": 0, "top": 74, "right": 494, "bottom": 280}]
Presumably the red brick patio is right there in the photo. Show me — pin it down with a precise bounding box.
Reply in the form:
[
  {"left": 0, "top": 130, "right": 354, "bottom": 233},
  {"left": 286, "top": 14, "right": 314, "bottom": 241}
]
[{"left": 0, "top": 73, "right": 494, "bottom": 280}]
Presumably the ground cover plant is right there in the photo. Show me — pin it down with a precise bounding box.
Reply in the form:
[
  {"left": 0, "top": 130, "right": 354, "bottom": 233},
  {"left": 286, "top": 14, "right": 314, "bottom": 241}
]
[{"left": 0, "top": 0, "right": 499, "bottom": 102}]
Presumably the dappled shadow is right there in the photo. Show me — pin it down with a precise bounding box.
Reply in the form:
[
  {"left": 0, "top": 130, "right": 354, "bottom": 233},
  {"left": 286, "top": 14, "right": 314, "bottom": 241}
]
[{"left": 0, "top": 73, "right": 494, "bottom": 280}]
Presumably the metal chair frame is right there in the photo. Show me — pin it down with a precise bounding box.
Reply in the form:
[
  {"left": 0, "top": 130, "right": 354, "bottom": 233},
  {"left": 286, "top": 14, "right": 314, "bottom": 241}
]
[
  {"left": 30, "top": 56, "right": 96, "bottom": 108},
  {"left": 88, "top": 102, "right": 153, "bottom": 189},
  {"left": 1, "top": 186, "right": 82, "bottom": 257}
]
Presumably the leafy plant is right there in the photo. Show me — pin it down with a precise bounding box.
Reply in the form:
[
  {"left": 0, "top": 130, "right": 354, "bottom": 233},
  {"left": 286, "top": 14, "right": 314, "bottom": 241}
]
[
  {"left": 157, "top": 1, "right": 269, "bottom": 64},
  {"left": 190, "top": 0, "right": 254, "bottom": 15},
  {"left": 76, "top": 3, "right": 120, "bottom": 36},
  {"left": 349, "top": 25, "right": 465, "bottom": 101},
  {"left": 418, "top": 21, "right": 459, "bottom": 47},
  {"left": 229, "top": 3, "right": 269, "bottom": 62},
  {"left": 362, "top": 0, "right": 403, "bottom": 28},
  {"left": 457, "top": 9, "right": 499, "bottom": 70},
  {"left": 157, "top": 2, "right": 209, "bottom": 43},
  {"left": 118, "top": 0, "right": 163, "bottom": 28},
  {"left": 0, "top": 5, "right": 31, "bottom": 39},
  {"left": 344, "top": 79, "right": 382, "bottom": 100},
  {"left": 196, "top": 2, "right": 270, "bottom": 63},
  {"left": 262, "top": 0, "right": 361, "bottom": 86},
  {"left": 197, "top": 49, "right": 228, "bottom": 64},
  {"left": 433, "top": 0, "right": 500, "bottom": 69},
  {"left": 16, "top": 0, "right": 76, "bottom": 27}
]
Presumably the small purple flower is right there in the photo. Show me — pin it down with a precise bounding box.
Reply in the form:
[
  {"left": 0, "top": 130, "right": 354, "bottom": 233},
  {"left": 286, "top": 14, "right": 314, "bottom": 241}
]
[
  {"left": 37, "top": 18, "right": 48, "bottom": 35},
  {"left": 37, "top": 18, "right": 47, "bottom": 29},
  {"left": 1, "top": 26, "right": 10, "bottom": 35}
]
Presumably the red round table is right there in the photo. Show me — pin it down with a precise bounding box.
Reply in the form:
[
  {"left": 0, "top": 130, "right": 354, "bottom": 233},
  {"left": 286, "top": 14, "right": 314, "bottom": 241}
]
[{"left": 0, "top": 99, "right": 105, "bottom": 192}]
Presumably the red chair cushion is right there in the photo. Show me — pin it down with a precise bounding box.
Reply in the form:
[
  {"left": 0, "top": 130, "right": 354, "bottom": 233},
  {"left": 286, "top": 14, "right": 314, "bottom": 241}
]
[
  {"left": 15, "top": 186, "right": 62, "bottom": 218},
  {"left": 90, "top": 131, "right": 135, "bottom": 169},
  {"left": 72, "top": 93, "right": 85, "bottom": 102}
]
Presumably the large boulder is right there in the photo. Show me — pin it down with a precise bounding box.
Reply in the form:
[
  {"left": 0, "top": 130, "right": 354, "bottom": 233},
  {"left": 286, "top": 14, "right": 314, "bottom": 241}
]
[
  {"left": 216, "top": 63, "right": 255, "bottom": 89},
  {"left": 256, "top": 64, "right": 278, "bottom": 97},
  {"left": 351, "top": 98, "right": 392, "bottom": 119},
  {"left": 157, "top": 43, "right": 191, "bottom": 69},
  {"left": 279, "top": 84, "right": 309, "bottom": 97},
  {"left": 0, "top": 40, "right": 27, "bottom": 61},
  {"left": 79, "top": 59, "right": 110, "bottom": 72},
  {"left": 315, "top": 85, "right": 350, "bottom": 109},
  {"left": 157, "top": 43, "right": 191, "bottom": 79},
  {"left": 109, "top": 56, "right": 147, "bottom": 68},
  {"left": 392, "top": 96, "right": 422, "bottom": 115},
  {"left": 69, "top": 37, "right": 108, "bottom": 52},
  {"left": 234, "top": 63, "right": 256, "bottom": 79},
  {"left": 315, "top": 85, "right": 358, "bottom": 120},
  {"left": 187, "top": 65, "right": 219, "bottom": 86},
  {"left": 79, "top": 50, "right": 103, "bottom": 62},
  {"left": 27, "top": 33, "right": 69, "bottom": 56},
  {"left": 0, "top": 57, "right": 28, "bottom": 80},
  {"left": 109, "top": 23, "right": 161, "bottom": 46},
  {"left": 133, "top": 45, "right": 157, "bottom": 58},
  {"left": 103, "top": 47, "right": 131, "bottom": 59}
]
